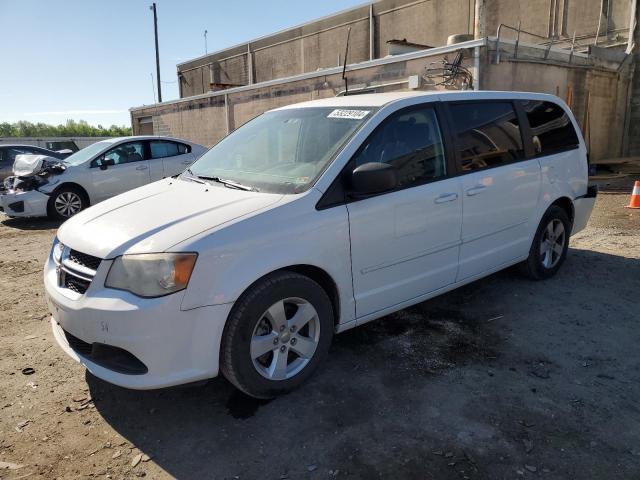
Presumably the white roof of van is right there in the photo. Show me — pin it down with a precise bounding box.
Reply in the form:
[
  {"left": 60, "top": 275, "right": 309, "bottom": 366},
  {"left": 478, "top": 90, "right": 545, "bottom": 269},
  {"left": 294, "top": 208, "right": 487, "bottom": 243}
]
[{"left": 274, "top": 90, "right": 560, "bottom": 110}]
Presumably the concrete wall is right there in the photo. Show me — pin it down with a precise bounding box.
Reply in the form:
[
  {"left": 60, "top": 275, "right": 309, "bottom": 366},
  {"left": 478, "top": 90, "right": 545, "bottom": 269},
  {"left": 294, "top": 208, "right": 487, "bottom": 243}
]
[
  {"left": 136, "top": 0, "right": 636, "bottom": 161},
  {"left": 136, "top": 41, "right": 627, "bottom": 162},
  {"left": 177, "top": 0, "right": 474, "bottom": 98},
  {"left": 482, "top": 59, "right": 628, "bottom": 161},
  {"left": 135, "top": 48, "right": 473, "bottom": 147},
  {"left": 484, "top": 0, "right": 631, "bottom": 43},
  {"left": 626, "top": 4, "right": 640, "bottom": 156},
  {"left": 176, "top": 0, "right": 633, "bottom": 99},
  {"left": 373, "top": 0, "right": 471, "bottom": 55}
]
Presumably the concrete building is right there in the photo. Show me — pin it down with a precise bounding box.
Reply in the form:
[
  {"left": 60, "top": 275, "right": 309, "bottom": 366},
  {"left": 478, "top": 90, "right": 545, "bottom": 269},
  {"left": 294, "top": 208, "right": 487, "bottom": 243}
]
[{"left": 131, "top": 0, "right": 640, "bottom": 162}]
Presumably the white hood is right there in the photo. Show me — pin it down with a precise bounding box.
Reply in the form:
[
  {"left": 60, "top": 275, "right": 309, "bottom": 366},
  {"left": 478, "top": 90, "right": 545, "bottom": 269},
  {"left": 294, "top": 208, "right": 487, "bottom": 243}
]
[
  {"left": 13, "top": 154, "right": 57, "bottom": 176},
  {"left": 57, "top": 178, "right": 283, "bottom": 258}
]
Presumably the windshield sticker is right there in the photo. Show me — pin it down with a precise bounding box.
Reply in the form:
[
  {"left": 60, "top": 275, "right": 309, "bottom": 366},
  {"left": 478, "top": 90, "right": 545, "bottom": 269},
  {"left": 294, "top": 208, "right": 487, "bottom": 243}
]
[{"left": 327, "top": 109, "right": 370, "bottom": 120}]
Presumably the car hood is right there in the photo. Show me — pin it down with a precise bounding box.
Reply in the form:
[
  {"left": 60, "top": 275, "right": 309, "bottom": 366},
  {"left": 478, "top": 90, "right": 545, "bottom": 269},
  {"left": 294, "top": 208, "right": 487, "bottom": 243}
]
[{"left": 57, "top": 178, "right": 283, "bottom": 259}]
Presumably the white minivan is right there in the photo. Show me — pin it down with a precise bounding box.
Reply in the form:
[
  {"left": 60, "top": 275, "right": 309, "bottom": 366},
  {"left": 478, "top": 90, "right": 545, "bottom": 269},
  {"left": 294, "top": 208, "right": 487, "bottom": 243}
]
[{"left": 45, "top": 91, "right": 596, "bottom": 398}]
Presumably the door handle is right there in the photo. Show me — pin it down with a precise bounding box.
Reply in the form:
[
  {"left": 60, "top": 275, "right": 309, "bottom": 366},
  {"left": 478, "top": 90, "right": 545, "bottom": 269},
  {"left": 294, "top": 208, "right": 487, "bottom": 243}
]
[
  {"left": 434, "top": 193, "right": 458, "bottom": 204},
  {"left": 136, "top": 165, "right": 148, "bottom": 171},
  {"left": 181, "top": 160, "right": 192, "bottom": 165},
  {"left": 465, "top": 185, "right": 487, "bottom": 196}
]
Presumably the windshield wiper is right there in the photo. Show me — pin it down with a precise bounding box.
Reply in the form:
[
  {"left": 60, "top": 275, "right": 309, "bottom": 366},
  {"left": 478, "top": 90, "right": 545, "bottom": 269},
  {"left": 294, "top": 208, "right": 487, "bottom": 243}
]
[
  {"left": 181, "top": 168, "right": 205, "bottom": 184},
  {"left": 196, "top": 175, "right": 256, "bottom": 191}
]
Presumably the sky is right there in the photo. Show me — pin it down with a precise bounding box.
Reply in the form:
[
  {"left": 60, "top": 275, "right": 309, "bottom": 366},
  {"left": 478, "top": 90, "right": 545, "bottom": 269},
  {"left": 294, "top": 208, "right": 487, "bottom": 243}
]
[{"left": 0, "top": 0, "right": 364, "bottom": 128}]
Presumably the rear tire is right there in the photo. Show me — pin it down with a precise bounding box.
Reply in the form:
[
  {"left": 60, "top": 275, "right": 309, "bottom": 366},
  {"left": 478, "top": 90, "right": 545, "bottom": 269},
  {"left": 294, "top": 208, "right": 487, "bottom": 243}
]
[
  {"left": 220, "top": 271, "right": 334, "bottom": 399},
  {"left": 47, "top": 186, "right": 87, "bottom": 220},
  {"left": 519, "top": 205, "right": 571, "bottom": 280}
]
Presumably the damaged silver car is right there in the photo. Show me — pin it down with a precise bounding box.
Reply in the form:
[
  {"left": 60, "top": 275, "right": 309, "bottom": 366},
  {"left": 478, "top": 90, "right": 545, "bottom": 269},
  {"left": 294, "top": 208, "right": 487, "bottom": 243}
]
[{"left": 0, "top": 136, "right": 207, "bottom": 219}]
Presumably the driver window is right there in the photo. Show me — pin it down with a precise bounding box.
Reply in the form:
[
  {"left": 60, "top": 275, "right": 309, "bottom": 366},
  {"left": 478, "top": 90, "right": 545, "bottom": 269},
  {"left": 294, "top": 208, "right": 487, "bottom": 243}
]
[
  {"left": 351, "top": 106, "right": 447, "bottom": 189},
  {"left": 96, "top": 142, "right": 146, "bottom": 167}
]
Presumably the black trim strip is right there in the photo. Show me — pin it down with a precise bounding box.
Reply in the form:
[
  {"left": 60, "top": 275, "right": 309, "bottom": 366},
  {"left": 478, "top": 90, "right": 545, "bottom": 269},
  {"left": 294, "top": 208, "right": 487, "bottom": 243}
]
[{"left": 575, "top": 184, "right": 598, "bottom": 200}]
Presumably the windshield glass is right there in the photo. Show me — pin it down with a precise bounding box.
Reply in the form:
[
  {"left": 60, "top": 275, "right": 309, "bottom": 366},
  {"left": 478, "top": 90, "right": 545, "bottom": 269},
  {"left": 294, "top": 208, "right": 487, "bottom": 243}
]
[
  {"left": 63, "top": 141, "right": 113, "bottom": 166},
  {"left": 186, "top": 107, "right": 375, "bottom": 194}
]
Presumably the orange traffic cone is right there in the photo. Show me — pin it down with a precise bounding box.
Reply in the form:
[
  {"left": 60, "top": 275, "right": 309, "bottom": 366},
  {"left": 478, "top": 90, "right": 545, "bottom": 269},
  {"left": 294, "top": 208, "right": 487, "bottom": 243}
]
[{"left": 627, "top": 181, "right": 640, "bottom": 209}]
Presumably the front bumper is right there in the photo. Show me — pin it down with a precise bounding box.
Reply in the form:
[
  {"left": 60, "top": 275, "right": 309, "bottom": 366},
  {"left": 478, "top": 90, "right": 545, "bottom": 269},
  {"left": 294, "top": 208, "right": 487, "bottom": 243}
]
[
  {"left": 44, "top": 253, "right": 233, "bottom": 390},
  {"left": 0, "top": 189, "right": 49, "bottom": 217}
]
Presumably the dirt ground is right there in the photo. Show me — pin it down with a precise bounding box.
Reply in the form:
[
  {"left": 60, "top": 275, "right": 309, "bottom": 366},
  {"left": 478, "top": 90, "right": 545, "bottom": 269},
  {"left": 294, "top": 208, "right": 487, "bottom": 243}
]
[{"left": 0, "top": 193, "right": 639, "bottom": 479}]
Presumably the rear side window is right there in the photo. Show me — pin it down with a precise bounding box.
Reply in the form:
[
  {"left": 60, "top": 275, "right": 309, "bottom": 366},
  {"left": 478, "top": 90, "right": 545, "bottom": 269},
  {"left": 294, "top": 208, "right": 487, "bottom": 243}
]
[
  {"left": 351, "top": 106, "right": 447, "bottom": 188},
  {"left": 150, "top": 141, "right": 179, "bottom": 159},
  {"left": 150, "top": 141, "right": 190, "bottom": 158},
  {"left": 449, "top": 101, "right": 525, "bottom": 172},
  {"left": 521, "top": 100, "right": 580, "bottom": 156}
]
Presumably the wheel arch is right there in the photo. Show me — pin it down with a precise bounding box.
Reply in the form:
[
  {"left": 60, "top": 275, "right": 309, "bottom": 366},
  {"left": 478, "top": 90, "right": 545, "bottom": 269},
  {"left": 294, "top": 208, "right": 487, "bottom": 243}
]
[
  {"left": 549, "top": 196, "right": 574, "bottom": 225},
  {"left": 50, "top": 182, "right": 91, "bottom": 206},
  {"left": 232, "top": 264, "right": 341, "bottom": 327}
]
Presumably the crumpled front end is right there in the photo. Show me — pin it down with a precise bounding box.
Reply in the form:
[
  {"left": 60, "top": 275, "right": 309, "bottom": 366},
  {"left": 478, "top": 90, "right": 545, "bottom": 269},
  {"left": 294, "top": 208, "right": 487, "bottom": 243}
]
[{"left": 0, "top": 155, "right": 67, "bottom": 218}]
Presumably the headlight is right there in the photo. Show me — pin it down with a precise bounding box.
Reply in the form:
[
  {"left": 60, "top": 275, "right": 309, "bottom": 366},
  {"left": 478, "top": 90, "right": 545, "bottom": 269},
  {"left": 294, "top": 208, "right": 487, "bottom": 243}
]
[
  {"left": 52, "top": 238, "right": 64, "bottom": 263},
  {"left": 105, "top": 253, "right": 197, "bottom": 298}
]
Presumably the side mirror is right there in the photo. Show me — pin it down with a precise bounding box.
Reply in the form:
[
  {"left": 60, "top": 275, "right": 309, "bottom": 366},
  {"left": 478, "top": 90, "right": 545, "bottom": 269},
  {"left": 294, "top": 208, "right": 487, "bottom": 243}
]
[
  {"left": 349, "top": 162, "right": 398, "bottom": 197},
  {"left": 100, "top": 158, "right": 115, "bottom": 170}
]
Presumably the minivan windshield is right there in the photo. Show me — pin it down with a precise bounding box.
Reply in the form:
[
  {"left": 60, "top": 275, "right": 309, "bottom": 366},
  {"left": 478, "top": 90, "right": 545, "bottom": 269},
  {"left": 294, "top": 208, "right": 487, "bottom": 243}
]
[
  {"left": 63, "top": 141, "right": 112, "bottom": 166},
  {"left": 186, "top": 107, "right": 375, "bottom": 194}
]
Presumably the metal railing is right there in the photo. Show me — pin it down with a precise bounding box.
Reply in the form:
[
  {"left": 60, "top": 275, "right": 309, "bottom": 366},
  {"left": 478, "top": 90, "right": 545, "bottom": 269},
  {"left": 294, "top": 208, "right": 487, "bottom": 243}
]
[{"left": 496, "top": 22, "right": 577, "bottom": 65}]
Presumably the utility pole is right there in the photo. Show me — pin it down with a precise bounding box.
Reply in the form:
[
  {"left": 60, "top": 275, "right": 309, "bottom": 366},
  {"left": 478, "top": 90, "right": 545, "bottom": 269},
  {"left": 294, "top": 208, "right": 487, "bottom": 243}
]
[
  {"left": 150, "top": 3, "right": 162, "bottom": 103},
  {"left": 204, "top": 30, "right": 208, "bottom": 54}
]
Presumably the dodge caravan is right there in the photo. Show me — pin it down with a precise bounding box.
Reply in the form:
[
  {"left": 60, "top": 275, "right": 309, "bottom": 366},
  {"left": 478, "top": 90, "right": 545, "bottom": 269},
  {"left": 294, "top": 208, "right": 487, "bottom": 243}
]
[{"left": 45, "top": 91, "right": 596, "bottom": 398}]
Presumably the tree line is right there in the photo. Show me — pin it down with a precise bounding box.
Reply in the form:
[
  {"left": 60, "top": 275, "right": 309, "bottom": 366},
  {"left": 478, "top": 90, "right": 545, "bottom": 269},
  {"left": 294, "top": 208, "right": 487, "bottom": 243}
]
[{"left": 0, "top": 120, "right": 131, "bottom": 138}]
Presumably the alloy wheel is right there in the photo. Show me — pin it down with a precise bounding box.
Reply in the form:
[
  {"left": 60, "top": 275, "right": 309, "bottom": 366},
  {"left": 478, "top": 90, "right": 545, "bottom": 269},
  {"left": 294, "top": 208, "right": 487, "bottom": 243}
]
[
  {"left": 54, "top": 192, "right": 83, "bottom": 218},
  {"left": 539, "top": 219, "right": 566, "bottom": 269},
  {"left": 250, "top": 297, "right": 320, "bottom": 380}
]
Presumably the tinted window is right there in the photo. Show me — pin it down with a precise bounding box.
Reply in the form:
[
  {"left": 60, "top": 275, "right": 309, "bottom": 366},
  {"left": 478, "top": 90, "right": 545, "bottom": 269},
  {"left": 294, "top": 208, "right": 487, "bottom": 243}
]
[
  {"left": 95, "top": 142, "right": 146, "bottom": 166},
  {"left": 150, "top": 141, "right": 180, "bottom": 159},
  {"left": 450, "top": 102, "right": 524, "bottom": 172},
  {"left": 352, "top": 106, "right": 446, "bottom": 188},
  {"left": 522, "top": 101, "right": 580, "bottom": 155}
]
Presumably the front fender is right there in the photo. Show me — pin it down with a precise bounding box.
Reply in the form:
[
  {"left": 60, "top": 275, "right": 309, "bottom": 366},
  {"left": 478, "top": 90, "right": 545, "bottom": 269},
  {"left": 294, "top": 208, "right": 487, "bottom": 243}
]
[{"left": 176, "top": 194, "right": 356, "bottom": 325}]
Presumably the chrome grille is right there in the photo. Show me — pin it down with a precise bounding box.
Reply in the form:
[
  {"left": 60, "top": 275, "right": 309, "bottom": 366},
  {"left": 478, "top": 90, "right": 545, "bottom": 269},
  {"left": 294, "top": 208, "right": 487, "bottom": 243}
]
[
  {"left": 64, "top": 275, "right": 91, "bottom": 294},
  {"left": 68, "top": 250, "right": 101, "bottom": 271},
  {"left": 56, "top": 245, "right": 101, "bottom": 295}
]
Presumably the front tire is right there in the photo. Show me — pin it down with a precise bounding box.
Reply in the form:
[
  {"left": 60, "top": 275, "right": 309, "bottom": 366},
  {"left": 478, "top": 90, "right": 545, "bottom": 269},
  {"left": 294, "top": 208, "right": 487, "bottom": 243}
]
[
  {"left": 48, "top": 186, "right": 87, "bottom": 220},
  {"left": 220, "top": 271, "right": 334, "bottom": 399},
  {"left": 519, "top": 205, "right": 571, "bottom": 280}
]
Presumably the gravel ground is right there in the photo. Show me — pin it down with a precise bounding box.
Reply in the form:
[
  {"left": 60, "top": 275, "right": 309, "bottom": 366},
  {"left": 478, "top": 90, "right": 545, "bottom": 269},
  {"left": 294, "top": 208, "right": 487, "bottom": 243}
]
[{"left": 0, "top": 193, "right": 639, "bottom": 479}]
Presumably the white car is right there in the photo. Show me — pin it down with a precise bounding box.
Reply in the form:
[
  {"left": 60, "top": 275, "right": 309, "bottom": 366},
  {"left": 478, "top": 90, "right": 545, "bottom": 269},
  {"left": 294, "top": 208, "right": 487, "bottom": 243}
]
[
  {"left": 0, "top": 136, "right": 206, "bottom": 219},
  {"left": 45, "top": 91, "right": 596, "bottom": 398}
]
